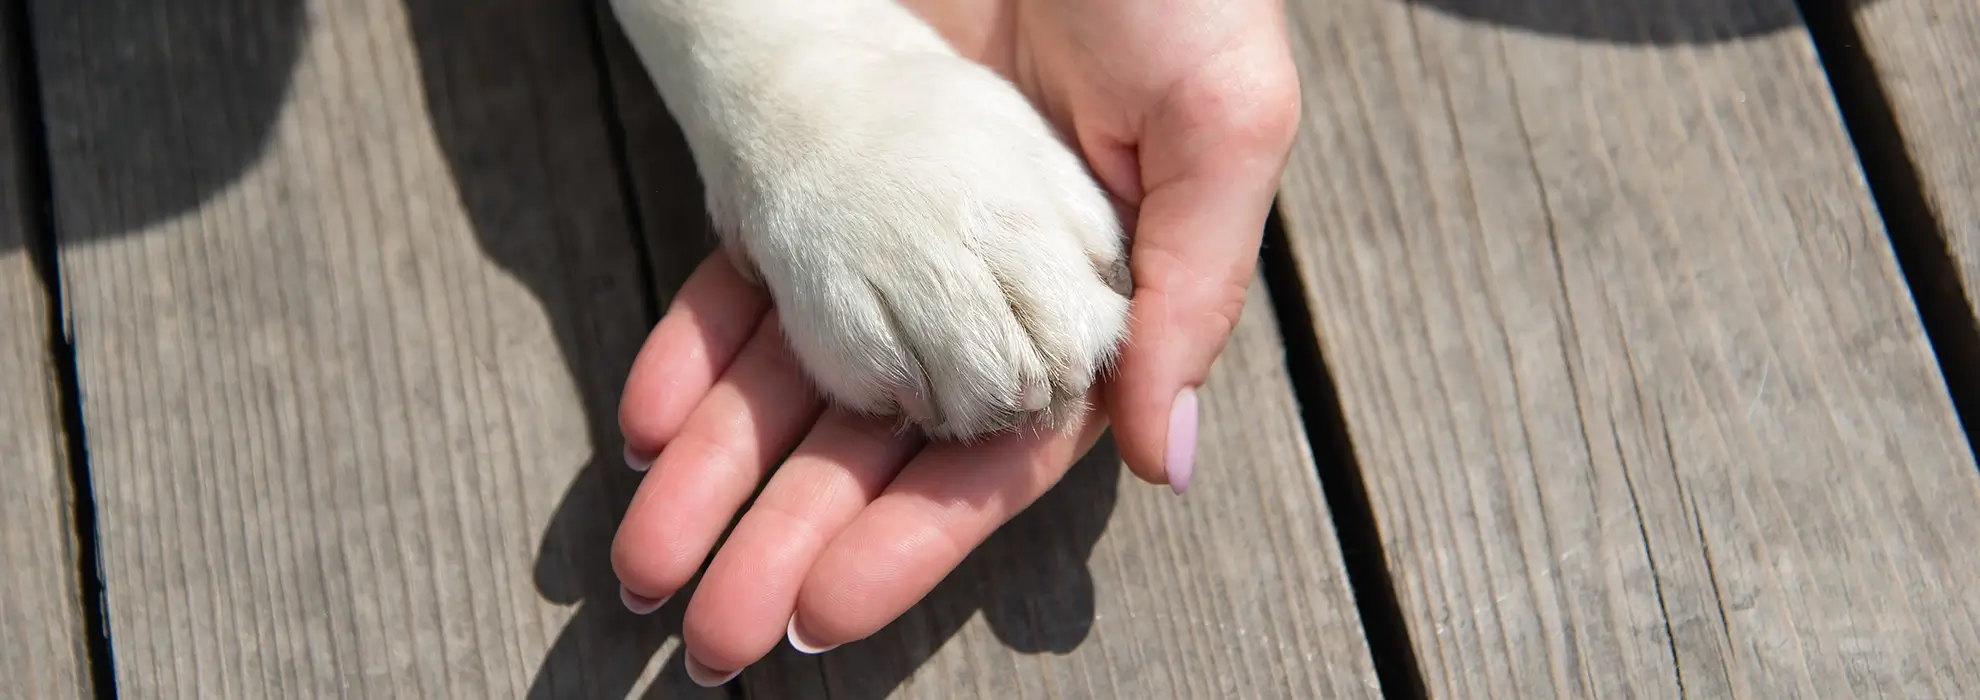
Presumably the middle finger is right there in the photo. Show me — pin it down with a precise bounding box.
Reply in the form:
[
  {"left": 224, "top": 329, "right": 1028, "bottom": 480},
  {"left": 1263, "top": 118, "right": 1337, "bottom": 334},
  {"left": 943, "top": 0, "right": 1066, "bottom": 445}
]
[
  {"left": 612, "top": 312, "right": 825, "bottom": 608},
  {"left": 680, "top": 409, "right": 924, "bottom": 679}
]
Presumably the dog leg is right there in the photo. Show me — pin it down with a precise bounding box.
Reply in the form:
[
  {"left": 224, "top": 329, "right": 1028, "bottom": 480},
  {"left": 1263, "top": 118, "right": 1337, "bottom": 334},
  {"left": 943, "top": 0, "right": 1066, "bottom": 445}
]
[{"left": 610, "top": 0, "right": 1132, "bottom": 440}]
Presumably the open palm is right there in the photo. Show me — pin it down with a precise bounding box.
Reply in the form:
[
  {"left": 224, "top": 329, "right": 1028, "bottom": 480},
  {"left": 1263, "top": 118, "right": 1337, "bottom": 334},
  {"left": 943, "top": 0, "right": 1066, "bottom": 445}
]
[{"left": 612, "top": 0, "right": 1300, "bottom": 686}]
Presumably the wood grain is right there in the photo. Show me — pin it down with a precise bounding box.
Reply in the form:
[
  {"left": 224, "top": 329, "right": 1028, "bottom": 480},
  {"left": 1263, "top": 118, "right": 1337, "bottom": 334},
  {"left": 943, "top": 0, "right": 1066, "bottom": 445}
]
[
  {"left": 1275, "top": 0, "right": 1980, "bottom": 696},
  {"left": 1845, "top": 0, "right": 1980, "bottom": 360},
  {"left": 743, "top": 282, "right": 1384, "bottom": 700},
  {"left": 33, "top": 0, "right": 723, "bottom": 695},
  {"left": 589, "top": 13, "right": 1388, "bottom": 697},
  {"left": 0, "top": 2, "right": 93, "bottom": 694}
]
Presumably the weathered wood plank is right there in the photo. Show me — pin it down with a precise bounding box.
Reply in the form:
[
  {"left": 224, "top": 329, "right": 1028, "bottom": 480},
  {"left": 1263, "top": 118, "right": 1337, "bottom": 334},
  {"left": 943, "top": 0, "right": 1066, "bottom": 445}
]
[
  {"left": 590, "top": 12, "right": 1387, "bottom": 698},
  {"left": 33, "top": 0, "right": 724, "bottom": 695},
  {"left": 1845, "top": 0, "right": 1980, "bottom": 371},
  {"left": 1275, "top": 0, "right": 1980, "bottom": 696},
  {"left": 744, "top": 282, "right": 1383, "bottom": 700},
  {"left": 0, "top": 2, "right": 93, "bottom": 694}
]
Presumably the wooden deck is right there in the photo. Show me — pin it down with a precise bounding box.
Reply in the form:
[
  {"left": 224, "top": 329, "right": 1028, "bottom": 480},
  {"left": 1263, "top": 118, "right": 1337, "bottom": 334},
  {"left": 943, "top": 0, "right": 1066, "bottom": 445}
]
[{"left": 4, "top": 0, "right": 1977, "bottom": 697}]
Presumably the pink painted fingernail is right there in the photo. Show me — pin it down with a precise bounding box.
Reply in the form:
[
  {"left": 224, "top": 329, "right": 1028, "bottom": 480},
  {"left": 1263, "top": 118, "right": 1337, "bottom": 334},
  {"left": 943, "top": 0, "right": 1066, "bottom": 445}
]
[
  {"left": 787, "top": 616, "right": 840, "bottom": 654},
  {"left": 683, "top": 651, "right": 740, "bottom": 687},
  {"left": 1166, "top": 387, "right": 1198, "bottom": 495},
  {"left": 623, "top": 444, "right": 655, "bottom": 472},
  {"left": 620, "top": 584, "right": 669, "bottom": 615}
]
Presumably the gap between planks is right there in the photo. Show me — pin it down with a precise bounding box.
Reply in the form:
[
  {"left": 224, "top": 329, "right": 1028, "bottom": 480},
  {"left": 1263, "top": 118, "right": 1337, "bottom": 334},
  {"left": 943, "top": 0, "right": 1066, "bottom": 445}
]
[
  {"left": 1796, "top": 0, "right": 1980, "bottom": 448},
  {"left": 0, "top": 0, "right": 111, "bottom": 694}
]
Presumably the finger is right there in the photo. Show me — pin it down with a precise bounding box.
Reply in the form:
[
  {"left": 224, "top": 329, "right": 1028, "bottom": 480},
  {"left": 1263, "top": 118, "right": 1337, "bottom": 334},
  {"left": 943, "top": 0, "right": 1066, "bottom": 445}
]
[
  {"left": 787, "top": 411, "right": 1110, "bottom": 652},
  {"left": 1105, "top": 60, "right": 1300, "bottom": 493},
  {"left": 678, "top": 410, "right": 922, "bottom": 680},
  {"left": 612, "top": 312, "right": 825, "bottom": 608},
  {"left": 619, "top": 253, "right": 771, "bottom": 468}
]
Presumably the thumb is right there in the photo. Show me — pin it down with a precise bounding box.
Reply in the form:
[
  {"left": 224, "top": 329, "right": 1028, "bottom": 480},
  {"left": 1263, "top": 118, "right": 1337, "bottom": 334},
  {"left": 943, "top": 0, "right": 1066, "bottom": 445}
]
[{"left": 1103, "top": 76, "right": 1298, "bottom": 493}]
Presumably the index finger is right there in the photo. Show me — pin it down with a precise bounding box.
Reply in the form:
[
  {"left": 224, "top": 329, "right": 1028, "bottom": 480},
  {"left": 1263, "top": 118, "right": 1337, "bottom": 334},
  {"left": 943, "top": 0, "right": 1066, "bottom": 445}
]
[
  {"left": 619, "top": 253, "right": 771, "bottom": 467},
  {"left": 1104, "top": 50, "right": 1301, "bottom": 492}
]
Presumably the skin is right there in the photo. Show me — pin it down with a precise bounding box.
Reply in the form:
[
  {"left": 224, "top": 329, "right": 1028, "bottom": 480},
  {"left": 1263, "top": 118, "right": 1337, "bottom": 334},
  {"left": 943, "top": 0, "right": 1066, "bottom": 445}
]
[{"left": 612, "top": 0, "right": 1301, "bottom": 685}]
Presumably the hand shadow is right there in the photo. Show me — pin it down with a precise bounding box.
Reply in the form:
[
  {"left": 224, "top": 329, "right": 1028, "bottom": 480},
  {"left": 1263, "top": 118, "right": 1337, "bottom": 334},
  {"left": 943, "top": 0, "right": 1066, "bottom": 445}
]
[
  {"left": 525, "top": 459, "right": 714, "bottom": 699},
  {"left": 742, "top": 439, "right": 1123, "bottom": 700}
]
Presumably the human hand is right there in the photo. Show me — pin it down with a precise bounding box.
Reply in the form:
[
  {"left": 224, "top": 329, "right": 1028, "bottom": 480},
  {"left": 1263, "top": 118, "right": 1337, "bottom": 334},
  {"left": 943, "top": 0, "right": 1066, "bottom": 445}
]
[
  {"left": 908, "top": 0, "right": 1302, "bottom": 491},
  {"left": 612, "top": 0, "right": 1299, "bottom": 686}
]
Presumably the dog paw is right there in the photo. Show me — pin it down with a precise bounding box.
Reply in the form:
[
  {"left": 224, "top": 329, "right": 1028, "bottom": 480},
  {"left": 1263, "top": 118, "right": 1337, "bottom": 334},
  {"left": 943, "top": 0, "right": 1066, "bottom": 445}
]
[{"left": 700, "top": 51, "right": 1132, "bottom": 440}]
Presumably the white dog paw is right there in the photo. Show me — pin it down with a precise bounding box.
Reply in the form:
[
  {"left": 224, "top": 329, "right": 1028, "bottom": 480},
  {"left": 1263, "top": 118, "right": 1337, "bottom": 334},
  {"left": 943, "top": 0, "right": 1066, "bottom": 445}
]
[{"left": 702, "top": 51, "right": 1133, "bottom": 440}]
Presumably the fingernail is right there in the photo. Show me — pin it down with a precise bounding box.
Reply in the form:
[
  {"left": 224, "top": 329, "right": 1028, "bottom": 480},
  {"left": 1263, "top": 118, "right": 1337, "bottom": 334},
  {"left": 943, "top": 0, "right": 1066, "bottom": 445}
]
[
  {"left": 619, "top": 584, "right": 669, "bottom": 615},
  {"left": 1166, "top": 387, "right": 1198, "bottom": 495},
  {"left": 787, "top": 615, "right": 841, "bottom": 654},
  {"left": 623, "top": 444, "right": 655, "bottom": 472},
  {"left": 683, "top": 651, "right": 740, "bottom": 687}
]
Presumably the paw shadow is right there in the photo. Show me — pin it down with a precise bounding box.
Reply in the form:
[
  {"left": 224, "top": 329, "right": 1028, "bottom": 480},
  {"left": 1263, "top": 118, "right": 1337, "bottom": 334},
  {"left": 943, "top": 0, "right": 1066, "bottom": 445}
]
[{"left": 31, "top": 0, "right": 708, "bottom": 694}]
